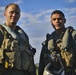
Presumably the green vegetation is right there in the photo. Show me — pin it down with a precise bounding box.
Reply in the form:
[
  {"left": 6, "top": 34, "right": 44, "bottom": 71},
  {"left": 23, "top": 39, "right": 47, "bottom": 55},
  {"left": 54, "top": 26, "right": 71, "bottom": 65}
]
[{"left": 35, "top": 63, "right": 39, "bottom": 75}]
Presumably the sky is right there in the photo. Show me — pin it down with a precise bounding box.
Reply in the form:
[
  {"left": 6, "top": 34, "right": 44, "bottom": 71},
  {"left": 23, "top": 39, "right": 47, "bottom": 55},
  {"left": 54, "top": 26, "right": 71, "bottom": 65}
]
[{"left": 0, "top": 0, "right": 76, "bottom": 64}]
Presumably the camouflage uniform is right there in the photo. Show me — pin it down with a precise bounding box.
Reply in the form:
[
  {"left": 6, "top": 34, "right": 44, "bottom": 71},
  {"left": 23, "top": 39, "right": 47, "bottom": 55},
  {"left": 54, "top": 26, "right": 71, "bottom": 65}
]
[
  {"left": 0, "top": 24, "right": 36, "bottom": 75},
  {"left": 38, "top": 26, "right": 76, "bottom": 75}
]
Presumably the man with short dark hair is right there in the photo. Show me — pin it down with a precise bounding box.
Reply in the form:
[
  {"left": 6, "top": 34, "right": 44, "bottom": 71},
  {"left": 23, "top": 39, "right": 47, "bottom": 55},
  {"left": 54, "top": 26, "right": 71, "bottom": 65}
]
[{"left": 38, "top": 10, "right": 76, "bottom": 75}]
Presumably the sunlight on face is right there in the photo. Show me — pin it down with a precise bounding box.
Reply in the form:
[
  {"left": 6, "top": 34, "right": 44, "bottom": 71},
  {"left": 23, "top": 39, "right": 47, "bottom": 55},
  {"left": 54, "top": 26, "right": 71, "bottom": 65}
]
[
  {"left": 51, "top": 14, "right": 66, "bottom": 30},
  {"left": 4, "top": 5, "right": 20, "bottom": 26}
]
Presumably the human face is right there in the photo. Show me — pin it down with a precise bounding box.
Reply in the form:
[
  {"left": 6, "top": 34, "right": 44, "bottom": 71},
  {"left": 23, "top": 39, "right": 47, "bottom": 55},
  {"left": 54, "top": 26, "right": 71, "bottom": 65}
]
[
  {"left": 4, "top": 5, "right": 20, "bottom": 26},
  {"left": 51, "top": 13, "right": 66, "bottom": 30}
]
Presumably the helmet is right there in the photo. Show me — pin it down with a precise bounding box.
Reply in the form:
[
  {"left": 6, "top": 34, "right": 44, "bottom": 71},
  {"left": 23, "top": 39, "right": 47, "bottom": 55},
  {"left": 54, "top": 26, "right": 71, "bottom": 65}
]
[
  {"left": 43, "top": 62, "right": 65, "bottom": 75},
  {"left": 43, "top": 54, "right": 65, "bottom": 75}
]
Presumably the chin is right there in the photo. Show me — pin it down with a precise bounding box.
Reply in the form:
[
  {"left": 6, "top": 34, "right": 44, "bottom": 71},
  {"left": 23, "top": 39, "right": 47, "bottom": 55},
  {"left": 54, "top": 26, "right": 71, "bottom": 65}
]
[
  {"left": 12, "top": 22, "right": 16, "bottom": 24},
  {"left": 55, "top": 28, "right": 62, "bottom": 31},
  {"left": 55, "top": 27, "right": 60, "bottom": 30}
]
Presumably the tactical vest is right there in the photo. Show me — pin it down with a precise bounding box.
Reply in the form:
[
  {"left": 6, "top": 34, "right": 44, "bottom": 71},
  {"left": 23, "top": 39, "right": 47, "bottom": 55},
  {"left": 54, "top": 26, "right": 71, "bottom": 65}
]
[
  {"left": 0, "top": 24, "right": 34, "bottom": 72},
  {"left": 47, "top": 26, "right": 76, "bottom": 68}
]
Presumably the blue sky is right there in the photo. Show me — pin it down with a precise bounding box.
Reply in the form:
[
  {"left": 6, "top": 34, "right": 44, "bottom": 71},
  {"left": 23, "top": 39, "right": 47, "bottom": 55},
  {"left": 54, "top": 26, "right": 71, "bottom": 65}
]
[{"left": 0, "top": 0, "right": 76, "bottom": 64}]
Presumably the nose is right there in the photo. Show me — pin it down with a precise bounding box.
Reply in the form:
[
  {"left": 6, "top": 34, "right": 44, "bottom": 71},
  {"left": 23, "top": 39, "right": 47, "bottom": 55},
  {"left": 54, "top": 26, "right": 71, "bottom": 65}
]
[
  {"left": 12, "top": 12, "right": 16, "bottom": 16},
  {"left": 55, "top": 19, "right": 59, "bottom": 22}
]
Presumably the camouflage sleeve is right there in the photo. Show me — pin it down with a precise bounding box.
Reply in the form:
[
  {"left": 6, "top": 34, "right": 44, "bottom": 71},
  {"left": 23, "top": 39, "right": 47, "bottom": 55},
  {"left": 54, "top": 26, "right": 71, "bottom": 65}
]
[{"left": 0, "top": 31, "right": 4, "bottom": 47}]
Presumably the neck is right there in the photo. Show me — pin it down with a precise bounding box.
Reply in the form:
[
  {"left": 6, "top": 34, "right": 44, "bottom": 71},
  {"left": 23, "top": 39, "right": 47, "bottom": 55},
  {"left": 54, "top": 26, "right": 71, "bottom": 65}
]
[
  {"left": 5, "top": 22, "right": 16, "bottom": 30},
  {"left": 55, "top": 27, "right": 65, "bottom": 36}
]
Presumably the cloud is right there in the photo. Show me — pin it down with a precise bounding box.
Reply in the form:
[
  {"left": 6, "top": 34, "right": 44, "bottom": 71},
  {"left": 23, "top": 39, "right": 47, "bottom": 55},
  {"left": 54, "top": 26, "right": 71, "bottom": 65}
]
[
  {"left": 0, "top": 7, "right": 5, "bottom": 23},
  {"left": 64, "top": 0, "right": 76, "bottom": 3},
  {"left": 19, "top": 11, "right": 52, "bottom": 39},
  {"left": 0, "top": 4, "right": 76, "bottom": 63},
  {"left": 19, "top": 9, "right": 54, "bottom": 39},
  {"left": 64, "top": 8, "right": 76, "bottom": 15},
  {"left": 35, "top": 9, "right": 53, "bottom": 18},
  {"left": 0, "top": 7, "right": 5, "bottom": 11},
  {"left": 21, "top": 12, "right": 40, "bottom": 24},
  {"left": 66, "top": 15, "right": 76, "bottom": 28},
  {"left": 19, "top": 8, "right": 76, "bottom": 63},
  {"left": 18, "top": 10, "right": 54, "bottom": 63},
  {"left": 20, "top": 9, "right": 54, "bottom": 27},
  {"left": 14, "top": 0, "right": 23, "bottom": 4}
]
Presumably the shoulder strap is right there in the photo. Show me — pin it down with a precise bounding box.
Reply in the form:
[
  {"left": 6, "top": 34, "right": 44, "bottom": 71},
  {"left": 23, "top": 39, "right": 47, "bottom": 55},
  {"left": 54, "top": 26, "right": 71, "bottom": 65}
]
[
  {"left": 42, "top": 33, "right": 55, "bottom": 54},
  {"left": 58, "top": 26, "right": 74, "bottom": 50},
  {"left": 42, "top": 33, "right": 50, "bottom": 46},
  {"left": 67, "top": 26, "right": 75, "bottom": 34},
  {"left": 47, "top": 33, "right": 55, "bottom": 51},
  {"left": 15, "top": 26, "right": 28, "bottom": 39},
  {"left": 0, "top": 25, "right": 10, "bottom": 38}
]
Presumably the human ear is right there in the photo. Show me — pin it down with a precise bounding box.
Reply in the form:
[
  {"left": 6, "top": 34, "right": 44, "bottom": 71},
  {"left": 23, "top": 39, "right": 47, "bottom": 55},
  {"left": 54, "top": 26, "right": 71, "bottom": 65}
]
[
  {"left": 64, "top": 18, "right": 66, "bottom": 23},
  {"left": 4, "top": 11, "right": 6, "bottom": 17}
]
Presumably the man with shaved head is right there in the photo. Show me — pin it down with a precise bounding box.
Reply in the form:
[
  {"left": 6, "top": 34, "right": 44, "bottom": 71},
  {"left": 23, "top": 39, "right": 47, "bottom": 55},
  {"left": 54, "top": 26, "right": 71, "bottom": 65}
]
[{"left": 0, "top": 3, "right": 36, "bottom": 75}]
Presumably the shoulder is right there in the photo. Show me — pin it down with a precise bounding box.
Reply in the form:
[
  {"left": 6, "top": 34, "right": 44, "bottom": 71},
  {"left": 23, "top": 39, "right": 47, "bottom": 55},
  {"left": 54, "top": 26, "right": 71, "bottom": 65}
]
[
  {"left": 66, "top": 26, "right": 76, "bottom": 38},
  {"left": 72, "top": 30, "right": 76, "bottom": 37},
  {"left": 67, "top": 26, "right": 76, "bottom": 36},
  {"left": 42, "top": 32, "right": 55, "bottom": 46},
  {"left": 16, "top": 25, "right": 25, "bottom": 33},
  {"left": 67, "top": 26, "right": 75, "bottom": 33},
  {"left": 46, "top": 32, "right": 55, "bottom": 41},
  {"left": 0, "top": 25, "right": 4, "bottom": 46},
  {"left": 16, "top": 26, "right": 29, "bottom": 37},
  {"left": 0, "top": 24, "right": 4, "bottom": 30},
  {"left": 0, "top": 24, "right": 6, "bottom": 35},
  {"left": 42, "top": 33, "right": 50, "bottom": 46}
]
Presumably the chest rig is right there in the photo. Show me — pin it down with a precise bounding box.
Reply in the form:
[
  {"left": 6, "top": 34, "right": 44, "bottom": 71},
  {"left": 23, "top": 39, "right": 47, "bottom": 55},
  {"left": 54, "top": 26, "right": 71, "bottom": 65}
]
[
  {"left": 0, "top": 25, "right": 34, "bottom": 72},
  {"left": 47, "top": 27, "right": 75, "bottom": 67}
]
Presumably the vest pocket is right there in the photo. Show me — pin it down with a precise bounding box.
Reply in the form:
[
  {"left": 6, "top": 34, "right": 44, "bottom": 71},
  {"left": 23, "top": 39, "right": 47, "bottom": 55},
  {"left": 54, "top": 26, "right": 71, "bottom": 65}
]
[
  {"left": 14, "top": 50, "right": 34, "bottom": 71},
  {"left": 4, "top": 50, "right": 15, "bottom": 68}
]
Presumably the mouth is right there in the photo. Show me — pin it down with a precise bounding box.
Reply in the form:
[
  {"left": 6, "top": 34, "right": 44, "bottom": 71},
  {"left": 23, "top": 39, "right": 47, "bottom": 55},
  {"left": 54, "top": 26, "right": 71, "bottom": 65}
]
[
  {"left": 53, "top": 24, "right": 61, "bottom": 29},
  {"left": 11, "top": 18, "right": 18, "bottom": 21},
  {"left": 54, "top": 25, "right": 60, "bottom": 27}
]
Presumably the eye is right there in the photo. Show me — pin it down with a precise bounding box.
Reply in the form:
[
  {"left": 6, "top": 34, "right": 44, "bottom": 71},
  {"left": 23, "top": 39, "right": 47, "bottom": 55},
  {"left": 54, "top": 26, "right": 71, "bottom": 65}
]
[
  {"left": 52, "top": 18, "right": 56, "bottom": 21},
  {"left": 15, "top": 12, "right": 20, "bottom": 15},
  {"left": 58, "top": 18, "right": 62, "bottom": 20},
  {"left": 9, "top": 11, "right": 14, "bottom": 14},
  {"left": 9, "top": 11, "right": 20, "bottom": 15}
]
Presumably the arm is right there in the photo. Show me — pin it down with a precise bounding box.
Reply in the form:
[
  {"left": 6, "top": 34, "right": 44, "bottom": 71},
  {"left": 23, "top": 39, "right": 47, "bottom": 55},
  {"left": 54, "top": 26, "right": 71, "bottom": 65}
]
[
  {"left": 0, "top": 31, "right": 4, "bottom": 63},
  {"left": 38, "top": 45, "right": 46, "bottom": 75},
  {"left": 38, "top": 35, "right": 51, "bottom": 75},
  {"left": 0, "top": 31, "right": 4, "bottom": 47},
  {"left": 24, "top": 32, "right": 36, "bottom": 75},
  {"left": 72, "top": 30, "right": 76, "bottom": 54}
]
